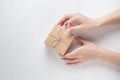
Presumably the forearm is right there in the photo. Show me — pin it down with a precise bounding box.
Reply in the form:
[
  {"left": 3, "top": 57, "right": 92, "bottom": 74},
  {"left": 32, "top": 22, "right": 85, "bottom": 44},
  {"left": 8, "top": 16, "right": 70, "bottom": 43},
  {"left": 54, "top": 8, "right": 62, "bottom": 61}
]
[
  {"left": 96, "top": 9, "right": 120, "bottom": 27},
  {"left": 99, "top": 48, "right": 120, "bottom": 67}
]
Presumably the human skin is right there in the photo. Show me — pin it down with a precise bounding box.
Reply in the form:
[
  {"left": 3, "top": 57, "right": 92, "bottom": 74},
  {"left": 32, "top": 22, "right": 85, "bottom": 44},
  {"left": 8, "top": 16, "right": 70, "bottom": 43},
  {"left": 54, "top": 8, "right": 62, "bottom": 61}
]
[{"left": 57, "top": 9, "right": 120, "bottom": 67}]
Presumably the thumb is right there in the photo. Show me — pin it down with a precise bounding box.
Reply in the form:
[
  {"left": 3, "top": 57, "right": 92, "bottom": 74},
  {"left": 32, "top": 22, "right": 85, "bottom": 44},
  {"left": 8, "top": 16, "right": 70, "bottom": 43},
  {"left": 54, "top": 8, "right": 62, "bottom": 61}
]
[
  {"left": 66, "top": 17, "right": 77, "bottom": 28},
  {"left": 76, "top": 37, "right": 91, "bottom": 45},
  {"left": 62, "top": 50, "right": 78, "bottom": 59},
  {"left": 67, "top": 25, "right": 84, "bottom": 33}
]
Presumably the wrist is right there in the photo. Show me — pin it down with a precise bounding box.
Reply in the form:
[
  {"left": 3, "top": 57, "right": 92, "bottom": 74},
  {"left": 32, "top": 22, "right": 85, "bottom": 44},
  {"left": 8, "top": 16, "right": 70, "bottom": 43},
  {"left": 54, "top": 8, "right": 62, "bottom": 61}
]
[
  {"left": 94, "top": 18, "right": 106, "bottom": 28},
  {"left": 97, "top": 48, "right": 116, "bottom": 62},
  {"left": 95, "top": 47, "right": 111, "bottom": 61}
]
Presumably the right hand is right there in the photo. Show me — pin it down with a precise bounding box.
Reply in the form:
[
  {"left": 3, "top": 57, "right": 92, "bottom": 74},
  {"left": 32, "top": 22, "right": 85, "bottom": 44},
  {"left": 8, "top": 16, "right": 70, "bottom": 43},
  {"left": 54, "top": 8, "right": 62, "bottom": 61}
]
[{"left": 61, "top": 37, "right": 105, "bottom": 65}]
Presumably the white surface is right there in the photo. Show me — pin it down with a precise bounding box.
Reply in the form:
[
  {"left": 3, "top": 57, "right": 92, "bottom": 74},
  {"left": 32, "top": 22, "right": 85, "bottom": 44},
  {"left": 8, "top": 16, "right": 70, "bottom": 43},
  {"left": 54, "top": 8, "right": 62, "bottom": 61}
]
[{"left": 0, "top": 0, "right": 120, "bottom": 80}]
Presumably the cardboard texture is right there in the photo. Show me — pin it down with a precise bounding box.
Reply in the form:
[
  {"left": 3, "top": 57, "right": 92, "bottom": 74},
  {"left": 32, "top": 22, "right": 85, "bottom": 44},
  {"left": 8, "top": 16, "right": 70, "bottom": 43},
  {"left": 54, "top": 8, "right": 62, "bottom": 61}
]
[{"left": 45, "top": 25, "right": 75, "bottom": 55}]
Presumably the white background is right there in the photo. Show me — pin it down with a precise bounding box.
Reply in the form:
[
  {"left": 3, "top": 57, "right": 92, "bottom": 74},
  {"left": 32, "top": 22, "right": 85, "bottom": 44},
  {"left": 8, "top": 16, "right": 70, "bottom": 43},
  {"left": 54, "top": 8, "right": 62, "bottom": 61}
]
[{"left": 0, "top": 0, "right": 120, "bottom": 80}]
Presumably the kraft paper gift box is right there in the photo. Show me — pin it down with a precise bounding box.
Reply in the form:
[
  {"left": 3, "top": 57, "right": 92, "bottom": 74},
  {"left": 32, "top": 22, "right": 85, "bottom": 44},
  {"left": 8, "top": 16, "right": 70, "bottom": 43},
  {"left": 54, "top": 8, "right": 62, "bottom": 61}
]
[{"left": 45, "top": 25, "right": 75, "bottom": 55}]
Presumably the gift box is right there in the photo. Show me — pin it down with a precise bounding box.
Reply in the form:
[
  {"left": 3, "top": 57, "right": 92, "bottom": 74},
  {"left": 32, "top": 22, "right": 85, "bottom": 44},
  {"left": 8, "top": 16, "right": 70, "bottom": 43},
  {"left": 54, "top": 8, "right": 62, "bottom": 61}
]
[{"left": 44, "top": 25, "right": 75, "bottom": 55}]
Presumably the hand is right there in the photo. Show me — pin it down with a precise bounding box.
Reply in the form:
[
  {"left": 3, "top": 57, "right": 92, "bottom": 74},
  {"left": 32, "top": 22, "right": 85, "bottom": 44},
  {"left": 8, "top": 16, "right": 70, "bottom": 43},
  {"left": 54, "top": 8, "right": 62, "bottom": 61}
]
[
  {"left": 58, "top": 13, "right": 99, "bottom": 33},
  {"left": 59, "top": 10, "right": 120, "bottom": 67},
  {"left": 61, "top": 37, "right": 105, "bottom": 65}
]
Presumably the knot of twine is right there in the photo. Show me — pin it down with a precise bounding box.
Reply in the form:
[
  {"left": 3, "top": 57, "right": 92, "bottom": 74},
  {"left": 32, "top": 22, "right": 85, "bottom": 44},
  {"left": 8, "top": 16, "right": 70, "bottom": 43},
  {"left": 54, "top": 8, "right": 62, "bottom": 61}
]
[{"left": 49, "top": 28, "right": 67, "bottom": 52}]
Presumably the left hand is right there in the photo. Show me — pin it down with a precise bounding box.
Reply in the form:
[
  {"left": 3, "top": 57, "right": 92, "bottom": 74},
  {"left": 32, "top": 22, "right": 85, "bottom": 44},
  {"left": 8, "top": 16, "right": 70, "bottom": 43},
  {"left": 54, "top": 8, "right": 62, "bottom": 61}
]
[
  {"left": 61, "top": 37, "right": 105, "bottom": 65},
  {"left": 57, "top": 13, "right": 99, "bottom": 33}
]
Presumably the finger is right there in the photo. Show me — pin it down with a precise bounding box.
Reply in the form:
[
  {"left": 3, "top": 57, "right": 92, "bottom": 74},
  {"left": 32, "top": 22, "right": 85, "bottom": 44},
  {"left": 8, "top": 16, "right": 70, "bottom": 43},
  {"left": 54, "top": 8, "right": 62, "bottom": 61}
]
[
  {"left": 66, "top": 61, "right": 81, "bottom": 65},
  {"left": 61, "top": 57, "right": 77, "bottom": 60},
  {"left": 67, "top": 25, "right": 84, "bottom": 33},
  {"left": 63, "top": 58, "right": 80, "bottom": 63},
  {"left": 62, "top": 58, "right": 78, "bottom": 64},
  {"left": 66, "top": 17, "right": 77, "bottom": 28},
  {"left": 62, "top": 45, "right": 83, "bottom": 59},
  {"left": 61, "top": 57, "right": 78, "bottom": 63},
  {"left": 76, "top": 36, "right": 91, "bottom": 44},
  {"left": 57, "top": 14, "right": 73, "bottom": 26},
  {"left": 63, "top": 52, "right": 77, "bottom": 59}
]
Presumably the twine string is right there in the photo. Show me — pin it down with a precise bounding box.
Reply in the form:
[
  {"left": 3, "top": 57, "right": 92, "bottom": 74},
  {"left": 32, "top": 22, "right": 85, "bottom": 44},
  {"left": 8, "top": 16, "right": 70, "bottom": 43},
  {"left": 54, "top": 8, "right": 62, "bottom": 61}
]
[{"left": 49, "top": 28, "right": 67, "bottom": 52}]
